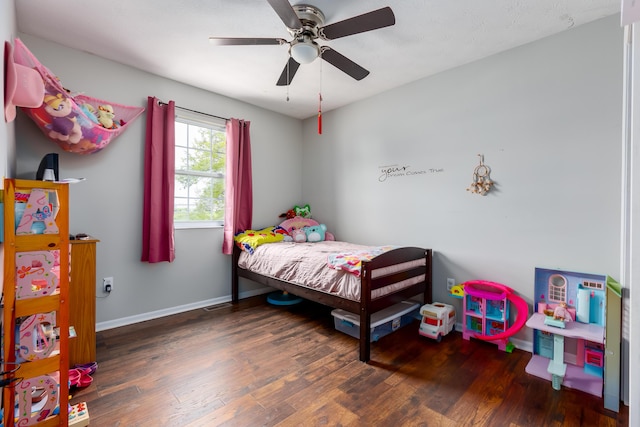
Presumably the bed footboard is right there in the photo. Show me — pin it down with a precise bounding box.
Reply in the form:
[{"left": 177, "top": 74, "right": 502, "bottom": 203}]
[{"left": 358, "top": 247, "right": 432, "bottom": 362}]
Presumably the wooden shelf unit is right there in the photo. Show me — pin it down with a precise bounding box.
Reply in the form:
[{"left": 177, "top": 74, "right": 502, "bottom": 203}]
[
  {"left": 69, "top": 237, "right": 99, "bottom": 368},
  {"left": 2, "top": 179, "right": 70, "bottom": 427}
]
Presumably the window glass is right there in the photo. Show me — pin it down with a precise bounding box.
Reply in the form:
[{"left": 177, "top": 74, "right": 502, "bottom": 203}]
[{"left": 174, "top": 111, "right": 226, "bottom": 228}]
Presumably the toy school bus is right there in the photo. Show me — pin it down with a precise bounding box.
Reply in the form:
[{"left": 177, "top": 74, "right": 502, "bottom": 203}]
[{"left": 419, "top": 302, "right": 456, "bottom": 342}]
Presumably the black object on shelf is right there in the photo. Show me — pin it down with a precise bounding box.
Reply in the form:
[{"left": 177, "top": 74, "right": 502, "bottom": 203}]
[{"left": 35, "top": 153, "right": 59, "bottom": 181}]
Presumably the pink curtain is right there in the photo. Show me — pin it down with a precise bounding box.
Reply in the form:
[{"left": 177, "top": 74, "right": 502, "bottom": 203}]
[
  {"left": 222, "top": 118, "right": 253, "bottom": 254},
  {"left": 141, "top": 97, "right": 176, "bottom": 263}
]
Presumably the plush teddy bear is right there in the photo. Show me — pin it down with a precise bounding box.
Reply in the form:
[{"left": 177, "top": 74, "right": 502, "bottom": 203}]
[
  {"left": 291, "top": 228, "right": 307, "bottom": 243},
  {"left": 97, "top": 104, "right": 117, "bottom": 129},
  {"left": 305, "top": 224, "right": 327, "bottom": 243}
]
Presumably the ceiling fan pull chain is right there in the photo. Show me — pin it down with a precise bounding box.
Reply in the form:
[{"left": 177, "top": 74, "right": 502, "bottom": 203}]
[
  {"left": 318, "top": 56, "right": 323, "bottom": 135},
  {"left": 286, "top": 56, "right": 290, "bottom": 101},
  {"left": 318, "top": 93, "right": 323, "bottom": 135}
]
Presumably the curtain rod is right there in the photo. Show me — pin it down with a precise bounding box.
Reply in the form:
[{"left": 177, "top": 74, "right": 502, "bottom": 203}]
[{"left": 158, "top": 101, "right": 229, "bottom": 122}]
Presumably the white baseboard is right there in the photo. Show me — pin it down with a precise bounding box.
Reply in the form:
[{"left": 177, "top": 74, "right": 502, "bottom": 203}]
[
  {"left": 95, "top": 287, "right": 272, "bottom": 332},
  {"left": 510, "top": 337, "right": 532, "bottom": 353},
  {"left": 97, "top": 291, "right": 533, "bottom": 354}
]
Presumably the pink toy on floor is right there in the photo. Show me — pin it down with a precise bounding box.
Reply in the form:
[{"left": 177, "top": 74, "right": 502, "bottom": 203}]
[{"left": 463, "top": 280, "right": 528, "bottom": 345}]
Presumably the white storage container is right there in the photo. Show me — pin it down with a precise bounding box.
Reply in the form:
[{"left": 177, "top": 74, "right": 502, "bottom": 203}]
[{"left": 331, "top": 300, "right": 420, "bottom": 342}]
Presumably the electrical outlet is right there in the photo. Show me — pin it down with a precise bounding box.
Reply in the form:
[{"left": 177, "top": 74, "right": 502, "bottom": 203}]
[
  {"left": 447, "top": 278, "right": 455, "bottom": 291},
  {"left": 103, "top": 277, "right": 113, "bottom": 293}
]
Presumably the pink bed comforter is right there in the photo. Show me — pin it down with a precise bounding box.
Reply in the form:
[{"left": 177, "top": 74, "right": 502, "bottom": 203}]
[{"left": 237, "top": 241, "right": 426, "bottom": 302}]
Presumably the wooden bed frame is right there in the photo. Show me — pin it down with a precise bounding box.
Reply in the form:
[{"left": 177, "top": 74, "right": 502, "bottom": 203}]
[{"left": 232, "top": 245, "right": 433, "bottom": 362}]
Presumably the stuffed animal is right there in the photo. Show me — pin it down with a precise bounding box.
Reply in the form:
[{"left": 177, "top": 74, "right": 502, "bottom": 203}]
[
  {"left": 43, "top": 93, "right": 82, "bottom": 144},
  {"left": 294, "top": 204, "right": 311, "bottom": 218},
  {"left": 291, "top": 228, "right": 307, "bottom": 243},
  {"left": 305, "top": 224, "right": 327, "bottom": 243},
  {"left": 97, "top": 104, "right": 117, "bottom": 129},
  {"left": 79, "top": 103, "right": 99, "bottom": 123},
  {"left": 278, "top": 209, "right": 296, "bottom": 220},
  {"left": 273, "top": 225, "right": 292, "bottom": 242},
  {"left": 278, "top": 216, "right": 319, "bottom": 233}
]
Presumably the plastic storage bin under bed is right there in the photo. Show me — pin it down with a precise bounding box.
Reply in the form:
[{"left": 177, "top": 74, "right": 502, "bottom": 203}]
[{"left": 331, "top": 300, "right": 420, "bottom": 342}]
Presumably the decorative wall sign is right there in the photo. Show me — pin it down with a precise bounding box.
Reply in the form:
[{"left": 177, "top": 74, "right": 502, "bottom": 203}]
[{"left": 378, "top": 164, "right": 440, "bottom": 182}]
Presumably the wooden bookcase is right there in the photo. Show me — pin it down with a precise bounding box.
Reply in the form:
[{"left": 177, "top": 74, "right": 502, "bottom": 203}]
[
  {"left": 69, "top": 237, "right": 99, "bottom": 368},
  {"left": 2, "top": 179, "right": 70, "bottom": 426}
]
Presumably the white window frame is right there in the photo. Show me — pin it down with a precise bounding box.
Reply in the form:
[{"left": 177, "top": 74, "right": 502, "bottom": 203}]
[
  {"left": 547, "top": 274, "right": 567, "bottom": 303},
  {"left": 174, "top": 109, "right": 226, "bottom": 230}
]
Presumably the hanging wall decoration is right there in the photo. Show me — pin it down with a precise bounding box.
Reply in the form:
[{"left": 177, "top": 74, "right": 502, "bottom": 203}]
[
  {"left": 467, "top": 154, "right": 494, "bottom": 195},
  {"left": 11, "top": 38, "right": 145, "bottom": 155}
]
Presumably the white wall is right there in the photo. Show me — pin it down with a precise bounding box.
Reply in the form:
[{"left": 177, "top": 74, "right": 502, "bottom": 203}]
[
  {"left": 0, "top": 0, "right": 17, "bottom": 308},
  {"left": 302, "top": 16, "right": 623, "bottom": 347},
  {"left": 14, "top": 34, "right": 302, "bottom": 327}
]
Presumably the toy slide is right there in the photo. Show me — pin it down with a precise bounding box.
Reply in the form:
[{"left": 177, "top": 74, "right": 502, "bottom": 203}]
[{"left": 466, "top": 280, "right": 528, "bottom": 343}]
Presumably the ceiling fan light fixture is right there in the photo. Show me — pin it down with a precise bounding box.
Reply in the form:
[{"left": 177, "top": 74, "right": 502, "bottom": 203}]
[{"left": 290, "top": 41, "right": 319, "bottom": 64}]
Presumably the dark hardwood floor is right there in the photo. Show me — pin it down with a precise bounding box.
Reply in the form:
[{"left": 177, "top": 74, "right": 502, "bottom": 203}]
[{"left": 71, "top": 296, "right": 629, "bottom": 426}]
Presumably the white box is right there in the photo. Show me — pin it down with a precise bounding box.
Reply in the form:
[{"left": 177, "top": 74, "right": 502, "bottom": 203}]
[{"left": 331, "top": 300, "right": 420, "bottom": 342}]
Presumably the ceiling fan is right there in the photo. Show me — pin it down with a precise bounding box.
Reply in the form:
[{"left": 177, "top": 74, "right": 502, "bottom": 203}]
[{"left": 209, "top": 0, "right": 395, "bottom": 86}]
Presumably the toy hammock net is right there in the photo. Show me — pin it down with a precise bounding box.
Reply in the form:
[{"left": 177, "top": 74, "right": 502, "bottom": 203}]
[{"left": 12, "top": 38, "right": 145, "bottom": 155}]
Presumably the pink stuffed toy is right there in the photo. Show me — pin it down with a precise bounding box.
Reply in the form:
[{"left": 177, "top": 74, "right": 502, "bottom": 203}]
[{"left": 291, "top": 228, "right": 307, "bottom": 243}]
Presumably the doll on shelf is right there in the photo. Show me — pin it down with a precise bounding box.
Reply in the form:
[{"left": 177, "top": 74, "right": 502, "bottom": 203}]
[{"left": 553, "top": 302, "right": 572, "bottom": 322}]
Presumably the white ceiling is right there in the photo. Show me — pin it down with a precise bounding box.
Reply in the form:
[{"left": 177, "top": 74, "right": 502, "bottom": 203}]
[{"left": 16, "top": 0, "right": 620, "bottom": 120}]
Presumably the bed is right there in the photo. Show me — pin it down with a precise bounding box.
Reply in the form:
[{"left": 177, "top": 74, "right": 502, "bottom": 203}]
[{"left": 231, "top": 238, "right": 432, "bottom": 362}]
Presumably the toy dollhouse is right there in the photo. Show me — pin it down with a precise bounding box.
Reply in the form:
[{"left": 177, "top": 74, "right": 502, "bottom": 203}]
[
  {"left": 462, "top": 283, "right": 510, "bottom": 349},
  {"left": 461, "top": 280, "right": 528, "bottom": 352},
  {"left": 525, "top": 267, "right": 622, "bottom": 412}
]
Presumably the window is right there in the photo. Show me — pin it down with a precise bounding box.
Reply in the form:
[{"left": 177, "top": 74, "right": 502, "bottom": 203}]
[
  {"left": 547, "top": 274, "right": 567, "bottom": 303},
  {"left": 174, "top": 110, "right": 226, "bottom": 228},
  {"left": 582, "top": 280, "right": 604, "bottom": 290}
]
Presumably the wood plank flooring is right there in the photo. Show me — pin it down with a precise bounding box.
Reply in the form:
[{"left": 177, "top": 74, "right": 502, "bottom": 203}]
[{"left": 71, "top": 296, "right": 629, "bottom": 426}]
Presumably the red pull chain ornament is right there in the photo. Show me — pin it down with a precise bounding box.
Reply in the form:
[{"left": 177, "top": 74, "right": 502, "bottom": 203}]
[{"left": 318, "top": 93, "right": 322, "bottom": 135}]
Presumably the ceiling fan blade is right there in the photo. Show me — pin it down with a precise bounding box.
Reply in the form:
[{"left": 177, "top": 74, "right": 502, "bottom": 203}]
[
  {"left": 319, "top": 7, "right": 395, "bottom": 40},
  {"left": 276, "top": 57, "right": 301, "bottom": 86},
  {"left": 266, "top": 0, "right": 302, "bottom": 30},
  {"left": 321, "top": 47, "right": 369, "bottom": 81},
  {"left": 209, "top": 37, "right": 286, "bottom": 46}
]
